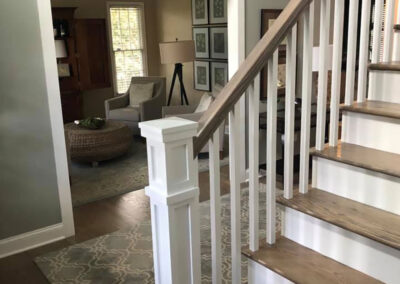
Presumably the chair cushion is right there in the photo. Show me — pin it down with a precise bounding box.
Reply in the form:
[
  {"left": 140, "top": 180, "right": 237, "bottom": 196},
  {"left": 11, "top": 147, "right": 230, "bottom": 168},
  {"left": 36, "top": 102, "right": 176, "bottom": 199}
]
[
  {"left": 129, "top": 83, "right": 154, "bottom": 107},
  {"left": 194, "top": 92, "right": 214, "bottom": 113},
  {"left": 108, "top": 106, "right": 140, "bottom": 122}
]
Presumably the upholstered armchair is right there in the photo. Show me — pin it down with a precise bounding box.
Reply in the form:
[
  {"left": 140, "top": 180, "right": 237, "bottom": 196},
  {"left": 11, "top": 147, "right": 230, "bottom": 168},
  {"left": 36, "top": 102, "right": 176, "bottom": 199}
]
[
  {"left": 105, "top": 77, "right": 166, "bottom": 134},
  {"left": 162, "top": 93, "right": 225, "bottom": 155}
]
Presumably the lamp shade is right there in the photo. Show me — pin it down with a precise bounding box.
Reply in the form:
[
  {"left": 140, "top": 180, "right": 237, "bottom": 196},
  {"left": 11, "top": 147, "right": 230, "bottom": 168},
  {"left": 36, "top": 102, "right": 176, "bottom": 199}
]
[
  {"left": 55, "top": 40, "right": 67, "bottom": 58},
  {"left": 159, "top": 40, "right": 195, "bottom": 64}
]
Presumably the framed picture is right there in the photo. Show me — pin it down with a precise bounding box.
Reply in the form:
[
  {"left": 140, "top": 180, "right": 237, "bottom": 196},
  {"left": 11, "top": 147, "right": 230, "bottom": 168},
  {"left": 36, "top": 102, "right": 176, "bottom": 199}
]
[
  {"left": 193, "top": 28, "right": 209, "bottom": 58},
  {"left": 192, "top": 0, "right": 208, "bottom": 25},
  {"left": 210, "top": 0, "right": 227, "bottom": 24},
  {"left": 194, "top": 61, "right": 210, "bottom": 91},
  {"left": 211, "top": 62, "right": 228, "bottom": 92},
  {"left": 57, "top": 63, "right": 70, "bottom": 77},
  {"left": 210, "top": 27, "right": 228, "bottom": 59}
]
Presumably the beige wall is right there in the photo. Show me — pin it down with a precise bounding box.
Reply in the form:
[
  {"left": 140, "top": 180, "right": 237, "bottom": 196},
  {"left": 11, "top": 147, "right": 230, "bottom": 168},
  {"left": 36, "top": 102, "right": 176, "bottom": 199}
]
[{"left": 154, "top": 0, "right": 204, "bottom": 106}]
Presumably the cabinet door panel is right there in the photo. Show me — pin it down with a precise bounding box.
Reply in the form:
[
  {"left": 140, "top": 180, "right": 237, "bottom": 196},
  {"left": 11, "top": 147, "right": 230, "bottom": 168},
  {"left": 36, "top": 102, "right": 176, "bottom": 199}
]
[{"left": 75, "top": 19, "right": 111, "bottom": 90}]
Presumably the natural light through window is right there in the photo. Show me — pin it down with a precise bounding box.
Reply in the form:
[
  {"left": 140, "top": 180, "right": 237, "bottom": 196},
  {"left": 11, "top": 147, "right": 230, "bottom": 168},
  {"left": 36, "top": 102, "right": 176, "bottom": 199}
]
[{"left": 109, "top": 5, "right": 147, "bottom": 93}]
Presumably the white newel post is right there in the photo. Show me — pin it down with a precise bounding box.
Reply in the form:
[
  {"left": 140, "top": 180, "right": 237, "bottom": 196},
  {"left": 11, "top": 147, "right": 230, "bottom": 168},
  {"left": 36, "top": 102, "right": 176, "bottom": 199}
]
[{"left": 139, "top": 117, "right": 201, "bottom": 284}]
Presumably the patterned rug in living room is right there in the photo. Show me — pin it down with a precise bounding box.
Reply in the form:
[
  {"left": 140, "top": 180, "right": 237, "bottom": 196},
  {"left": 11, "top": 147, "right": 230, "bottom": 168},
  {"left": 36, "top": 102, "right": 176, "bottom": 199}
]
[
  {"left": 70, "top": 137, "right": 229, "bottom": 206},
  {"left": 35, "top": 186, "right": 282, "bottom": 283}
]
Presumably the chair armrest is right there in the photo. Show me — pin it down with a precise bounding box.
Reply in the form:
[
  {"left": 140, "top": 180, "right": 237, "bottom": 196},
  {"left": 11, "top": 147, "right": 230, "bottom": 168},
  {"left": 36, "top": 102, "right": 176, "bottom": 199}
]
[
  {"left": 105, "top": 93, "right": 129, "bottom": 118},
  {"left": 162, "top": 105, "right": 197, "bottom": 118}
]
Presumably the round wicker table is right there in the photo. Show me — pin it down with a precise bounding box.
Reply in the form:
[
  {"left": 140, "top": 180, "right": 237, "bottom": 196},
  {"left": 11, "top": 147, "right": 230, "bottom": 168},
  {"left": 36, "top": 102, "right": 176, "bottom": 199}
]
[{"left": 65, "top": 121, "right": 132, "bottom": 167}]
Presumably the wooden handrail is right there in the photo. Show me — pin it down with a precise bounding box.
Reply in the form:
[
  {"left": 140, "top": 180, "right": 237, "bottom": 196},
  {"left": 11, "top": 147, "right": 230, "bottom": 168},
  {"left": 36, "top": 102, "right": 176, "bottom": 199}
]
[{"left": 193, "top": 0, "right": 312, "bottom": 157}]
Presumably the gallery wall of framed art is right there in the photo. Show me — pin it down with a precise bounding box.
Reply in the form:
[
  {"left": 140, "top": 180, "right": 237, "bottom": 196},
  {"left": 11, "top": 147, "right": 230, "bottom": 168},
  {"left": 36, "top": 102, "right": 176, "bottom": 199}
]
[{"left": 192, "top": 0, "right": 228, "bottom": 93}]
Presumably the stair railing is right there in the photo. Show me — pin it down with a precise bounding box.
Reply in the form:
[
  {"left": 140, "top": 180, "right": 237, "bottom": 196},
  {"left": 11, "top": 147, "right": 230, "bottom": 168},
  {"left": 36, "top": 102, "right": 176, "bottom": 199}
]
[{"left": 139, "top": 0, "right": 393, "bottom": 283}]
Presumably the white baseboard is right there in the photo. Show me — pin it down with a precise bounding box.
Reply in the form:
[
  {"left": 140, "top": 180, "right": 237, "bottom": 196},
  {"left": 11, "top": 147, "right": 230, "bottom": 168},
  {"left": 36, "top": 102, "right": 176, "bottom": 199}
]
[
  {"left": 0, "top": 223, "right": 66, "bottom": 259},
  {"left": 248, "top": 259, "right": 293, "bottom": 284}
]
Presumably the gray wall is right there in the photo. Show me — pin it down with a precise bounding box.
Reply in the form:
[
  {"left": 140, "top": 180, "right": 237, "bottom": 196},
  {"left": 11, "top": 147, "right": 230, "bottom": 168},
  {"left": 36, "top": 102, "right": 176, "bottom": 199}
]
[{"left": 0, "top": 0, "right": 62, "bottom": 239}]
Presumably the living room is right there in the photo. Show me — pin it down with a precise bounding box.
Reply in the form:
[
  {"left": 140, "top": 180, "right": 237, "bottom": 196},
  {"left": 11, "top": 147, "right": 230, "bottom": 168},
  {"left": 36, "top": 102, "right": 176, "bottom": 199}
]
[{"left": 50, "top": 0, "right": 230, "bottom": 207}]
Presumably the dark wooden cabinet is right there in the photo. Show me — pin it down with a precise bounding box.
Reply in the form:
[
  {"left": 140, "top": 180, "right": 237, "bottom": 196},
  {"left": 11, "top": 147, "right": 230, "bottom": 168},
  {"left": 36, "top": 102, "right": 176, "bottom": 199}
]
[
  {"left": 52, "top": 8, "right": 111, "bottom": 123},
  {"left": 75, "top": 19, "right": 111, "bottom": 91}
]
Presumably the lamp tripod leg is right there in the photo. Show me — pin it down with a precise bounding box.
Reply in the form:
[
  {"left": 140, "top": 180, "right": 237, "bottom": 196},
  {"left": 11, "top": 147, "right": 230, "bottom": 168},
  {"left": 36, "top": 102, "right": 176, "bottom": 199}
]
[
  {"left": 177, "top": 64, "right": 189, "bottom": 105},
  {"left": 167, "top": 65, "right": 179, "bottom": 106}
]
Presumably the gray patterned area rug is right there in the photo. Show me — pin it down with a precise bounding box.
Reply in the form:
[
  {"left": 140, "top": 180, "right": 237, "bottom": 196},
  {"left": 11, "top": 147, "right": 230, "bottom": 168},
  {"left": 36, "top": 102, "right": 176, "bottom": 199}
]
[
  {"left": 35, "top": 185, "right": 281, "bottom": 283},
  {"left": 70, "top": 137, "right": 229, "bottom": 206}
]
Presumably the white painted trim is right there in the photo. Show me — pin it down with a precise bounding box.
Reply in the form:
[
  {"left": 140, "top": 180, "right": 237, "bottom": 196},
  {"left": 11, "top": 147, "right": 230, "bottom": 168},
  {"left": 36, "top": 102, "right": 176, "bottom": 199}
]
[
  {"left": 342, "top": 111, "right": 400, "bottom": 155},
  {"left": 228, "top": 0, "right": 246, "bottom": 182},
  {"left": 248, "top": 259, "right": 293, "bottom": 284},
  {"left": 281, "top": 206, "right": 400, "bottom": 283},
  {"left": 106, "top": 1, "right": 149, "bottom": 94},
  {"left": 0, "top": 224, "right": 65, "bottom": 259},
  {"left": 37, "top": 0, "right": 75, "bottom": 237},
  {"left": 312, "top": 156, "right": 400, "bottom": 215}
]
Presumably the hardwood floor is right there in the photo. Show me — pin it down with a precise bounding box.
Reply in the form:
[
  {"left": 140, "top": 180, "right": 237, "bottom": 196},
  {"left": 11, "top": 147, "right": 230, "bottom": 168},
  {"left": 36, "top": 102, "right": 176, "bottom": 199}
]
[
  {"left": 277, "top": 188, "right": 400, "bottom": 249},
  {"left": 369, "top": 61, "right": 400, "bottom": 71},
  {"left": 341, "top": 100, "right": 400, "bottom": 120},
  {"left": 0, "top": 166, "right": 231, "bottom": 283},
  {"left": 311, "top": 142, "right": 400, "bottom": 178},
  {"left": 242, "top": 237, "right": 381, "bottom": 284}
]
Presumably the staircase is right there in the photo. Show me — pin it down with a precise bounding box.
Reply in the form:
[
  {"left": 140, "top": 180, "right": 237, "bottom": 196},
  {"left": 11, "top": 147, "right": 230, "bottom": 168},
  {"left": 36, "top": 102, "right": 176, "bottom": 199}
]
[{"left": 139, "top": 0, "right": 400, "bottom": 283}]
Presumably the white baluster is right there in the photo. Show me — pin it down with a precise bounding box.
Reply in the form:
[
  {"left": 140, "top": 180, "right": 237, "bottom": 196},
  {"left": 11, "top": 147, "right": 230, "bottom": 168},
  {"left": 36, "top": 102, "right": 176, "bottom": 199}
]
[
  {"left": 393, "top": 1, "right": 400, "bottom": 61},
  {"left": 299, "top": 1, "right": 314, "bottom": 194},
  {"left": 329, "top": 0, "right": 345, "bottom": 146},
  {"left": 139, "top": 117, "right": 201, "bottom": 284},
  {"left": 357, "top": 0, "right": 372, "bottom": 103},
  {"left": 383, "top": 0, "right": 395, "bottom": 62},
  {"left": 344, "top": 0, "right": 360, "bottom": 106},
  {"left": 284, "top": 24, "right": 297, "bottom": 199},
  {"left": 369, "top": 0, "right": 384, "bottom": 100},
  {"left": 209, "top": 129, "right": 221, "bottom": 284},
  {"left": 229, "top": 105, "right": 241, "bottom": 283},
  {"left": 248, "top": 80, "right": 259, "bottom": 252},
  {"left": 316, "top": 0, "right": 331, "bottom": 150},
  {"left": 266, "top": 50, "right": 278, "bottom": 245}
]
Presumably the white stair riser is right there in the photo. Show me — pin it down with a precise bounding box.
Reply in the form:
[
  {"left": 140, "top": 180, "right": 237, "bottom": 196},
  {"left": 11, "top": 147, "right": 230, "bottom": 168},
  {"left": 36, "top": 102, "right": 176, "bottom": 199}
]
[
  {"left": 312, "top": 156, "right": 400, "bottom": 215},
  {"left": 369, "top": 71, "right": 400, "bottom": 103},
  {"left": 280, "top": 206, "right": 400, "bottom": 284},
  {"left": 342, "top": 111, "right": 400, "bottom": 155},
  {"left": 247, "top": 260, "right": 293, "bottom": 284}
]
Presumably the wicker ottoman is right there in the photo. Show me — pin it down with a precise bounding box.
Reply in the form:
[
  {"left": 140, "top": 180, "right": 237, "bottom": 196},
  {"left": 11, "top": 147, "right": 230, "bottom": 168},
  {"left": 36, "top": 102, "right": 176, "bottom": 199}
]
[{"left": 65, "top": 121, "right": 132, "bottom": 166}]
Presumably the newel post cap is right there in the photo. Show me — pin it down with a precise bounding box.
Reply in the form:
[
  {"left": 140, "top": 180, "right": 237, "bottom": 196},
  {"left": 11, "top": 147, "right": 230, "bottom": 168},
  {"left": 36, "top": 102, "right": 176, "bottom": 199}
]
[{"left": 139, "top": 117, "right": 198, "bottom": 143}]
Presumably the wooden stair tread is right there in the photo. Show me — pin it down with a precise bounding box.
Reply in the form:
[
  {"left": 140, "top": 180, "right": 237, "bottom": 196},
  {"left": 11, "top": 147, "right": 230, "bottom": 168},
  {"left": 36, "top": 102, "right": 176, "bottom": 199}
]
[
  {"left": 369, "top": 61, "right": 400, "bottom": 71},
  {"left": 311, "top": 142, "right": 400, "bottom": 178},
  {"left": 341, "top": 100, "right": 400, "bottom": 120},
  {"left": 277, "top": 189, "right": 400, "bottom": 249},
  {"left": 242, "top": 236, "right": 381, "bottom": 284}
]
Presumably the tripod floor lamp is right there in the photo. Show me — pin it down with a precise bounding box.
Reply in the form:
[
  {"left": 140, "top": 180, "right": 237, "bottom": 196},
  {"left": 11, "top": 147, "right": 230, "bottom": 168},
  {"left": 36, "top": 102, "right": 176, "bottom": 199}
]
[{"left": 159, "top": 40, "right": 195, "bottom": 105}]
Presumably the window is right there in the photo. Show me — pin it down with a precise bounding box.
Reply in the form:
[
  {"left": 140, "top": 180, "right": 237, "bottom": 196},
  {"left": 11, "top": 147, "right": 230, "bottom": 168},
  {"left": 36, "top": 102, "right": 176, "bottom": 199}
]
[{"left": 107, "top": 3, "right": 147, "bottom": 93}]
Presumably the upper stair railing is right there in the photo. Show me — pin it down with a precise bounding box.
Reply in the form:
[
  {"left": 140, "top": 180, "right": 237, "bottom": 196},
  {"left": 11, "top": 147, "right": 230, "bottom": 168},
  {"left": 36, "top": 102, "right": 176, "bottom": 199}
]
[{"left": 139, "top": 0, "right": 396, "bottom": 283}]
